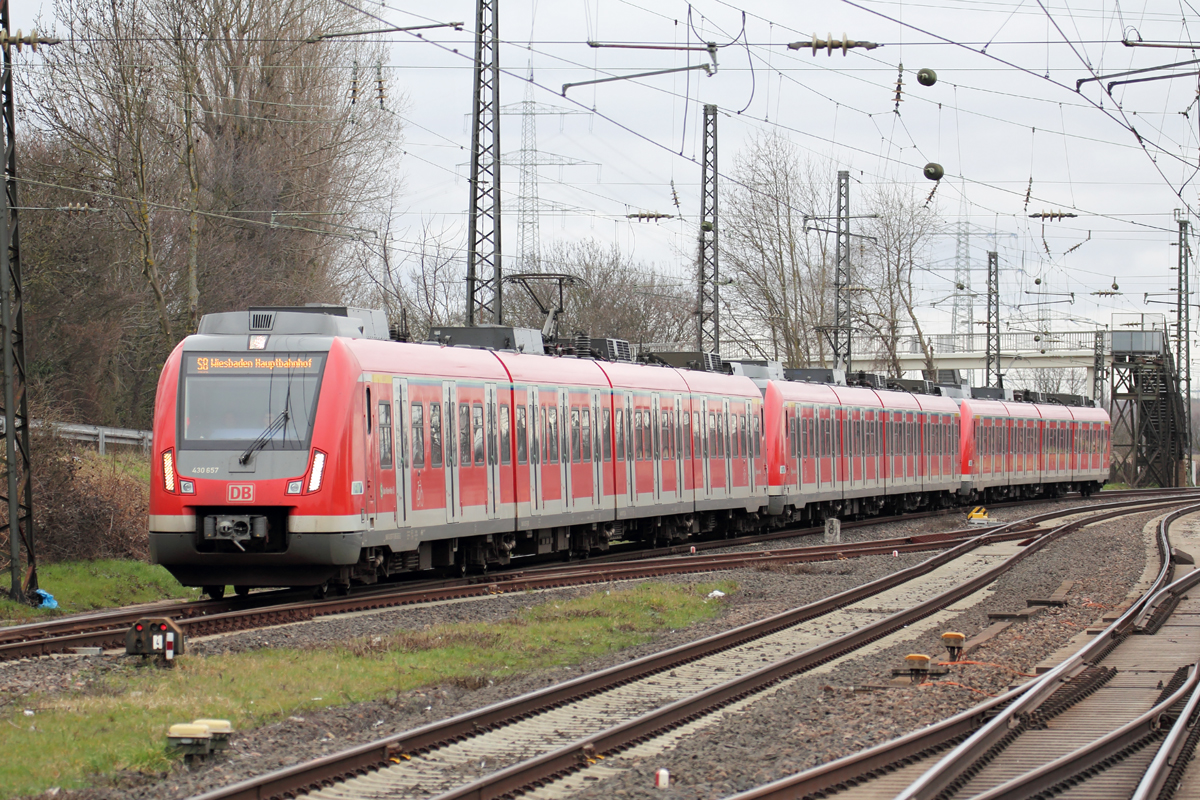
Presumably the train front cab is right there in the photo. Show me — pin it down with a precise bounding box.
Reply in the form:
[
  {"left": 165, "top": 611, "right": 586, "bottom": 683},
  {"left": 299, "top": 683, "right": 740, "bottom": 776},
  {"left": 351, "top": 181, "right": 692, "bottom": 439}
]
[{"left": 149, "top": 334, "right": 363, "bottom": 592}]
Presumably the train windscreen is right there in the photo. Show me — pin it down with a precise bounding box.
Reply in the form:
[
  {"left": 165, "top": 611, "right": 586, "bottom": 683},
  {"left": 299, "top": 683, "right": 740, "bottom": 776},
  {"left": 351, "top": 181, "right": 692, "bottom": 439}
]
[{"left": 178, "top": 353, "right": 326, "bottom": 451}]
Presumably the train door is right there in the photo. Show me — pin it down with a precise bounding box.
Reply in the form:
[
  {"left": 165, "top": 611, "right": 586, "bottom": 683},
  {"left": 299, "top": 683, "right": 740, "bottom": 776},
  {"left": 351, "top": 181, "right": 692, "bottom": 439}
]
[
  {"left": 442, "top": 381, "right": 458, "bottom": 519},
  {"left": 591, "top": 391, "right": 603, "bottom": 507},
  {"left": 559, "top": 388, "right": 572, "bottom": 510},
  {"left": 849, "top": 410, "right": 862, "bottom": 490},
  {"left": 528, "top": 388, "right": 542, "bottom": 517},
  {"left": 744, "top": 400, "right": 755, "bottom": 494},
  {"left": 676, "top": 396, "right": 686, "bottom": 498},
  {"left": 485, "top": 383, "right": 499, "bottom": 516},
  {"left": 392, "top": 378, "right": 410, "bottom": 523},
  {"left": 698, "top": 400, "right": 711, "bottom": 495},
  {"left": 721, "top": 399, "right": 733, "bottom": 494},
  {"left": 624, "top": 392, "right": 636, "bottom": 503},
  {"left": 650, "top": 393, "right": 663, "bottom": 501},
  {"left": 363, "top": 384, "right": 377, "bottom": 524}
]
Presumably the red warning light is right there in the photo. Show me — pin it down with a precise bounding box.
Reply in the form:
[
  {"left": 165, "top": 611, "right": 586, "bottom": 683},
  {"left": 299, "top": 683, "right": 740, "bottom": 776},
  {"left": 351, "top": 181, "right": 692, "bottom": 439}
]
[
  {"left": 159, "top": 623, "right": 168, "bottom": 631},
  {"left": 135, "top": 624, "right": 143, "bottom": 631}
]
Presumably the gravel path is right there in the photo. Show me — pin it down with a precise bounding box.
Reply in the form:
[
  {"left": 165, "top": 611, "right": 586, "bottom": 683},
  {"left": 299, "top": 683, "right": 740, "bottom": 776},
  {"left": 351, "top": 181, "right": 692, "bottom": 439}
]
[{"left": 6, "top": 499, "right": 1155, "bottom": 800}]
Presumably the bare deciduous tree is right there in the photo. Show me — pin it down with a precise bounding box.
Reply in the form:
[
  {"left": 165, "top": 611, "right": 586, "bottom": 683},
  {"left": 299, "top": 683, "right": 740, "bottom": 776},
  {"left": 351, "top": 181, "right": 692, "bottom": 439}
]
[
  {"left": 721, "top": 131, "right": 836, "bottom": 367},
  {"left": 856, "top": 182, "right": 941, "bottom": 377}
]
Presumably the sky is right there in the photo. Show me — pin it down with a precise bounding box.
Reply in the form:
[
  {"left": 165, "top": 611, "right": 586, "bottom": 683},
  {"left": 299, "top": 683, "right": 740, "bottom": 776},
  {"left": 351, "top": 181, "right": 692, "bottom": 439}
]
[{"left": 15, "top": 0, "right": 1200, "bottom": 352}]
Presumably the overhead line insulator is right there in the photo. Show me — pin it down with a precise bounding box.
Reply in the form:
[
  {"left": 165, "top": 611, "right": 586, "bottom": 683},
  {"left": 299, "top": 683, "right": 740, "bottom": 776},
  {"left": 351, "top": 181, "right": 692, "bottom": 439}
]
[{"left": 787, "top": 33, "right": 880, "bottom": 56}]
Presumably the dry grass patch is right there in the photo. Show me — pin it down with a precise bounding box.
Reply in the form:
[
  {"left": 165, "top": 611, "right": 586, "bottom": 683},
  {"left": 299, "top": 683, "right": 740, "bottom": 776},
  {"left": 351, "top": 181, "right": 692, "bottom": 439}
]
[{"left": 0, "top": 580, "right": 736, "bottom": 798}]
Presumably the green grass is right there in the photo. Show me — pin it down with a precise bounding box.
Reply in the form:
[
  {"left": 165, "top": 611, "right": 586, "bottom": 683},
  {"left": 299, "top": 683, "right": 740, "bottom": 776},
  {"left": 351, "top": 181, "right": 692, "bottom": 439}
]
[
  {"left": 1102, "top": 482, "right": 1132, "bottom": 490},
  {"left": 0, "top": 561, "right": 197, "bottom": 625},
  {"left": 0, "top": 580, "right": 735, "bottom": 797}
]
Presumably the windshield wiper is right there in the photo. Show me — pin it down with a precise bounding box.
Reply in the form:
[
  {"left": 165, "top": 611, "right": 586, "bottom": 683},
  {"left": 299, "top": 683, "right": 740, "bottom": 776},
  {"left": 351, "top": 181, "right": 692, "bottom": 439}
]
[{"left": 238, "top": 410, "right": 289, "bottom": 465}]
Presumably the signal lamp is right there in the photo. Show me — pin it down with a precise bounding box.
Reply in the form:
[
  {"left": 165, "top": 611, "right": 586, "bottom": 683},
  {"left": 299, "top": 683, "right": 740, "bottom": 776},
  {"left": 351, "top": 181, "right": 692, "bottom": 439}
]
[
  {"left": 307, "top": 451, "right": 327, "bottom": 493},
  {"left": 162, "top": 450, "right": 176, "bottom": 493}
]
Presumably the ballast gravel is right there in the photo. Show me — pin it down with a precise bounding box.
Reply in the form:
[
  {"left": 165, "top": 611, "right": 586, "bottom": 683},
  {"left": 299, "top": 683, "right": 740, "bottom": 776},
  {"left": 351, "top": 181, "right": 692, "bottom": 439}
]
[{"left": 5, "top": 501, "right": 1156, "bottom": 800}]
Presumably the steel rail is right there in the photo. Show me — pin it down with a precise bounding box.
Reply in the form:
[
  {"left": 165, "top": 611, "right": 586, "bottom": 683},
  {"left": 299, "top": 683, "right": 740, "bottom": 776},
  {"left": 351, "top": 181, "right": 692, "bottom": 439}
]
[
  {"left": 1132, "top": 665, "right": 1200, "bottom": 800},
  {"left": 0, "top": 487, "right": 1182, "bottom": 652},
  {"left": 965, "top": 662, "right": 1199, "bottom": 800},
  {"left": 184, "top": 496, "right": 1196, "bottom": 800},
  {"left": 891, "top": 502, "right": 1200, "bottom": 800},
  {"left": 3, "top": 491, "right": 1189, "bottom": 663},
  {"left": 420, "top": 500, "right": 1184, "bottom": 800},
  {"left": 0, "top": 521, "right": 1038, "bottom": 661}
]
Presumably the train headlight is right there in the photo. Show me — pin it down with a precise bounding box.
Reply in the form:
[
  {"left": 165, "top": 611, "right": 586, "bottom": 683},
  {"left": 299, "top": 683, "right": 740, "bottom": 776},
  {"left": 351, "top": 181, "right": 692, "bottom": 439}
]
[
  {"left": 162, "top": 450, "right": 176, "bottom": 493},
  {"left": 179, "top": 480, "right": 195, "bottom": 495},
  {"left": 286, "top": 480, "right": 303, "bottom": 495},
  {"left": 306, "top": 451, "right": 326, "bottom": 493}
]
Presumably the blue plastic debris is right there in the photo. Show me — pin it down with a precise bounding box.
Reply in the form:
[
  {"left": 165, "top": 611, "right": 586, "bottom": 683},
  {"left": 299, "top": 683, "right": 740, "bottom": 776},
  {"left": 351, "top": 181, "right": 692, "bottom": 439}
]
[{"left": 32, "top": 589, "right": 57, "bottom": 609}]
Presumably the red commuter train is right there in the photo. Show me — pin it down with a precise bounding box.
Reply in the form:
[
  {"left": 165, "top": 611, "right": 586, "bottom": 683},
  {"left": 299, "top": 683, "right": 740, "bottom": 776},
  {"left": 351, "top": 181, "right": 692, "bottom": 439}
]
[{"left": 148, "top": 306, "right": 1110, "bottom": 596}]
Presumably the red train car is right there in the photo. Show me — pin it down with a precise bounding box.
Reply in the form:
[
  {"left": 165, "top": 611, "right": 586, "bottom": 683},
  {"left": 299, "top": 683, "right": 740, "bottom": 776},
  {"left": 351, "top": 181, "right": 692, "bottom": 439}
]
[
  {"left": 149, "top": 307, "right": 766, "bottom": 595},
  {"left": 149, "top": 306, "right": 1111, "bottom": 596}
]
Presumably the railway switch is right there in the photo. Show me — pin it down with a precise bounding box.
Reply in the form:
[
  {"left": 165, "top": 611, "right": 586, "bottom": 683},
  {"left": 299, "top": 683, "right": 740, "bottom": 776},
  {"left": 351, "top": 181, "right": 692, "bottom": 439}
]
[
  {"left": 126, "top": 617, "right": 185, "bottom": 659},
  {"left": 942, "top": 632, "right": 965, "bottom": 662}
]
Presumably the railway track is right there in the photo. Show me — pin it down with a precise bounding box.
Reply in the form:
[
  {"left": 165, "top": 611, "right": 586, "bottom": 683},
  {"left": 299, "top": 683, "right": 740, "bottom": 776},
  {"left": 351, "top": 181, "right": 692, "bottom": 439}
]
[
  {"left": 179, "top": 493, "right": 1191, "bottom": 800},
  {"left": 0, "top": 488, "right": 1186, "bottom": 663},
  {"left": 724, "top": 503, "right": 1200, "bottom": 800}
]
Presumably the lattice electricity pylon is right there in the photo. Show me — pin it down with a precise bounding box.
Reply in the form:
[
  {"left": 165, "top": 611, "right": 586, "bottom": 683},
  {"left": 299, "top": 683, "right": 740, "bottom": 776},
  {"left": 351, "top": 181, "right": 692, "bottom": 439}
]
[
  {"left": 1092, "top": 329, "right": 1106, "bottom": 402},
  {"left": 465, "top": 0, "right": 502, "bottom": 326},
  {"left": 1177, "top": 214, "right": 1191, "bottom": 482},
  {"left": 696, "top": 104, "right": 719, "bottom": 356},
  {"left": 831, "top": 169, "right": 852, "bottom": 371},
  {"left": 0, "top": 2, "right": 36, "bottom": 603},
  {"left": 951, "top": 219, "right": 973, "bottom": 352},
  {"left": 986, "top": 251, "right": 1002, "bottom": 389},
  {"left": 498, "top": 74, "right": 592, "bottom": 274}
]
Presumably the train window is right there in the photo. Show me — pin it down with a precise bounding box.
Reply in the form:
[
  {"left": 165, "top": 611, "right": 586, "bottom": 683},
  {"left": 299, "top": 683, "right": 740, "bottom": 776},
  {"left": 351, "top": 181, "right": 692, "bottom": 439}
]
[
  {"left": 603, "top": 409, "right": 613, "bottom": 462},
  {"left": 498, "top": 404, "right": 510, "bottom": 466},
  {"left": 571, "top": 408, "right": 581, "bottom": 463},
  {"left": 615, "top": 409, "right": 625, "bottom": 461},
  {"left": 396, "top": 401, "right": 406, "bottom": 468},
  {"left": 686, "top": 410, "right": 696, "bottom": 460},
  {"left": 547, "top": 407, "right": 560, "bottom": 463},
  {"left": 488, "top": 403, "right": 499, "bottom": 465},
  {"left": 740, "top": 414, "right": 748, "bottom": 459},
  {"left": 731, "top": 415, "right": 740, "bottom": 458},
  {"left": 514, "top": 406, "right": 526, "bottom": 465},
  {"left": 582, "top": 409, "right": 592, "bottom": 462},
  {"left": 645, "top": 410, "right": 656, "bottom": 459},
  {"left": 457, "top": 404, "right": 471, "bottom": 466},
  {"left": 595, "top": 406, "right": 603, "bottom": 462},
  {"left": 662, "top": 410, "right": 672, "bottom": 460},
  {"left": 647, "top": 410, "right": 657, "bottom": 460},
  {"left": 430, "top": 402, "right": 443, "bottom": 468},
  {"left": 410, "top": 403, "right": 425, "bottom": 469},
  {"left": 366, "top": 388, "right": 372, "bottom": 435},
  {"left": 707, "top": 413, "right": 717, "bottom": 457},
  {"left": 634, "top": 411, "right": 644, "bottom": 460},
  {"left": 472, "top": 404, "right": 485, "bottom": 466},
  {"left": 529, "top": 404, "right": 539, "bottom": 464},
  {"left": 378, "top": 402, "right": 393, "bottom": 468}
]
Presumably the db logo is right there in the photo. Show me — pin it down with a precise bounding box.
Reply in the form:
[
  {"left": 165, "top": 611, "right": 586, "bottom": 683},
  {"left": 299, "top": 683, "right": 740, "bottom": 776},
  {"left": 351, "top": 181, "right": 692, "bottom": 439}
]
[{"left": 227, "top": 484, "right": 254, "bottom": 503}]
